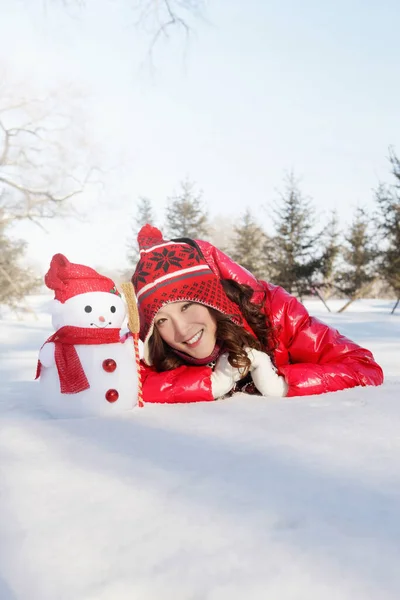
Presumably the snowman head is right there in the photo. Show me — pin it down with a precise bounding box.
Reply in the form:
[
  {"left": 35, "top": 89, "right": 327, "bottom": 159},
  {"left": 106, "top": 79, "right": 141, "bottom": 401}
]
[
  {"left": 51, "top": 292, "right": 126, "bottom": 330},
  {"left": 45, "top": 254, "right": 127, "bottom": 331}
]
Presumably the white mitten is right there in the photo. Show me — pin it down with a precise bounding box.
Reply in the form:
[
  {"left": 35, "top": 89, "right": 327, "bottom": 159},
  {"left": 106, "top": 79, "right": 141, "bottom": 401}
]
[
  {"left": 39, "top": 342, "right": 56, "bottom": 368},
  {"left": 211, "top": 353, "right": 246, "bottom": 399},
  {"left": 247, "top": 348, "right": 288, "bottom": 397}
]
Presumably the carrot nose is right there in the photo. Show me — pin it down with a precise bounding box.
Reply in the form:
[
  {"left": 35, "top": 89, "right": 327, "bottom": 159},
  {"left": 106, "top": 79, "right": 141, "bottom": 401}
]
[{"left": 99, "top": 316, "right": 106, "bottom": 322}]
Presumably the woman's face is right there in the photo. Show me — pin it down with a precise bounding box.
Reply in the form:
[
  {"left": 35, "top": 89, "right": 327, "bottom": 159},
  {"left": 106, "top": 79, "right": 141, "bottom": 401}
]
[{"left": 154, "top": 301, "right": 217, "bottom": 359}]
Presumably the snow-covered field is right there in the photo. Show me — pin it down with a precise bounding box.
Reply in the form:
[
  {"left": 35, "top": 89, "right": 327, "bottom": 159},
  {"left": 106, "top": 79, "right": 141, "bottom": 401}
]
[{"left": 1, "top": 295, "right": 399, "bottom": 600}]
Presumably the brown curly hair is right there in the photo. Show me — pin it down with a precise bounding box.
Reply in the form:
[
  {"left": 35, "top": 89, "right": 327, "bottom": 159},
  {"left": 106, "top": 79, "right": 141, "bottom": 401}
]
[{"left": 148, "top": 278, "right": 278, "bottom": 373}]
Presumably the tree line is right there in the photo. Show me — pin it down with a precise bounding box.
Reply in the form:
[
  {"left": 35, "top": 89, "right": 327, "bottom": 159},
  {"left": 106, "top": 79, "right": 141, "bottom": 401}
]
[
  {"left": 1, "top": 75, "right": 398, "bottom": 314},
  {"left": 126, "top": 155, "right": 400, "bottom": 314}
]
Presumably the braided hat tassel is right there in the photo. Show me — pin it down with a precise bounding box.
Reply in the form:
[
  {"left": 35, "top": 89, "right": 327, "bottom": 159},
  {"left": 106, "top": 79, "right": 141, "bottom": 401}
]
[{"left": 121, "top": 282, "right": 144, "bottom": 408}]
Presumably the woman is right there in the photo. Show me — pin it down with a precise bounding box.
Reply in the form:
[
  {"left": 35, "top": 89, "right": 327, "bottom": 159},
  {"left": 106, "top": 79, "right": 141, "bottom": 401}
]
[{"left": 131, "top": 224, "right": 384, "bottom": 403}]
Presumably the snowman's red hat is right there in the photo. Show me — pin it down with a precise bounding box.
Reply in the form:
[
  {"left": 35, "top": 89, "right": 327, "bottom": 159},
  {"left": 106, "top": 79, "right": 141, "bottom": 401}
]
[{"left": 45, "top": 253, "right": 121, "bottom": 303}]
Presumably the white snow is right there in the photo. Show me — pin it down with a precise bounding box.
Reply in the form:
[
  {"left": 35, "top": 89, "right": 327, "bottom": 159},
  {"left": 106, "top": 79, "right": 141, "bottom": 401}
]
[{"left": 1, "top": 295, "right": 399, "bottom": 600}]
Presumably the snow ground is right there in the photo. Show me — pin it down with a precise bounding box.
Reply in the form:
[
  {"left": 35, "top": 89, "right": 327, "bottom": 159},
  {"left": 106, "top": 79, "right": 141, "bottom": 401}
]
[{"left": 0, "top": 295, "right": 399, "bottom": 600}]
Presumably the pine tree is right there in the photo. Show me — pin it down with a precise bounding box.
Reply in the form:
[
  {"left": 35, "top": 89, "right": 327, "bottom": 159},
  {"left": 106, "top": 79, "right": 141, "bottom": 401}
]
[
  {"left": 230, "top": 209, "right": 269, "bottom": 280},
  {"left": 165, "top": 179, "right": 208, "bottom": 239},
  {"left": 336, "top": 207, "right": 377, "bottom": 309},
  {"left": 205, "top": 214, "right": 236, "bottom": 254},
  {"left": 319, "top": 211, "right": 341, "bottom": 296},
  {"left": 269, "top": 174, "right": 322, "bottom": 298},
  {"left": 126, "top": 197, "right": 155, "bottom": 267},
  {"left": 375, "top": 149, "right": 400, "bottom": 312}
]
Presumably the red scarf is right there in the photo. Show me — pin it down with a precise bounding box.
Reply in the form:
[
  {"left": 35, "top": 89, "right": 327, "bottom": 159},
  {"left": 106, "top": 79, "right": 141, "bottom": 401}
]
[{"left": 35, "top": 325, "right": 121, "bottom": 394}]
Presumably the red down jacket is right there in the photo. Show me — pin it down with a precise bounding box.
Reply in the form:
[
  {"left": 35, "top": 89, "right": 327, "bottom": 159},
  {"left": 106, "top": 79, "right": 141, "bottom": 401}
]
[{"left": 140, "top": 240, "right": 384, "bottom": 403}]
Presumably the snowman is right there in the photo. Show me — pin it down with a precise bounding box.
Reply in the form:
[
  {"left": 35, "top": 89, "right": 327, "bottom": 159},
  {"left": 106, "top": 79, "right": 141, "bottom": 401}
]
[{"left": 36, "top": 253, "right": 139, "bottom": 418}]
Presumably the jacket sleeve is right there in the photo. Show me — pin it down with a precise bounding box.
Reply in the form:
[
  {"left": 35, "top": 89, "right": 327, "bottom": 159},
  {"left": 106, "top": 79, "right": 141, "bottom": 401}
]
[
  {"left": 197, "top": 239, "right": 384, "bottom": 397},
  {"left": 140, "top": 361, "right": 215, "bottom": 404},
  {"left": 268, "top": 286, "right": 384, "bottom": 397}
]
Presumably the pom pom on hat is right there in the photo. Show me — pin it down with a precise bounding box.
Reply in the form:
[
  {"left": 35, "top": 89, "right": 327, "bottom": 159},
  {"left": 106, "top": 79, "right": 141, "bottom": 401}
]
[
  {"left": 45, "top": 253, "right": 120, "bottom": 303},
  {"left": 137, "top": 224, "right": 164, "bottom": 251}
]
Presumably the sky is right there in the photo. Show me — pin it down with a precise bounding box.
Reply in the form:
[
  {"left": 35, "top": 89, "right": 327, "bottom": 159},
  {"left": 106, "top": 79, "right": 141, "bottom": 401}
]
[
  {"left": 1, "top": 295, "right": 400, "bottom": 599},
  {"left": 1, "top": 0, "right": 400, "bottom": 277}
]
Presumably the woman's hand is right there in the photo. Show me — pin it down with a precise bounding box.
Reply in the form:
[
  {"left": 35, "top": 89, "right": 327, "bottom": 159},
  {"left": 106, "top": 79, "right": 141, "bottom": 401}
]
[
  {"left": 246, "top": 348, "right": 288, "bottom": 397},
  {"left": 210, "top": 353, "right": 246, "bottom": 399}
]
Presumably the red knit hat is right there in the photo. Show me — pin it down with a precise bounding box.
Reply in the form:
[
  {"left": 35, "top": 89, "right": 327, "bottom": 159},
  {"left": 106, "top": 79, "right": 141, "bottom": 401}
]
[
  {"left": 131, "top": 225, "right": 253, "bottom": 364},
  {"left": 45, "top": 253, "right": 121, "bottom": 303}
]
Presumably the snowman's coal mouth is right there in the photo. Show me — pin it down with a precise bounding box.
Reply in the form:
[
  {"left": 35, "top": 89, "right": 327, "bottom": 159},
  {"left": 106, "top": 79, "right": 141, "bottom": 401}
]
[{"left": 90, "top": 323, "right": 112, "bottom": 328}]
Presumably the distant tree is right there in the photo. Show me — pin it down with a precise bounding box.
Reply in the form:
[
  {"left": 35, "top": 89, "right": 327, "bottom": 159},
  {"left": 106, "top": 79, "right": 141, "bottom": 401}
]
[
  {"left": 205, "top": 214, "right": 236, "bottom": 254},
  {"left": 313, "top": 210, "right": 342, "bottom": 307},
  {"left": 230, "top": 208, "right": 269, "bottom": 280},
  {"left": 336, "top": 207, "right": 378, "bottom": 312},
  {"left": 126, "top": 196, "right": 155, "bottom": 267},
  {"left": 375, "top": 148, "right": 400, "bottom": 313},
  {"left": 0, "top": 222, "right": 40, "bottom": 308},
  {"left": 165, "top": 179, "right": 208, "bottom": 239},
  {"left": 0, "top": 88, "right": 89, "bottom": 227},
  {"left": 0, "top": 72, "right": 96, "bottom": 306},
  {"left": 268, "top": 174, "right": 322, "bottom": 299}
]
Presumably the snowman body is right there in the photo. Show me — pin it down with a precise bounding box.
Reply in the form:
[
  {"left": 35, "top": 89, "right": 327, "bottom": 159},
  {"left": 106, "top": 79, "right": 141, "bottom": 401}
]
[{"left": 38, "top": 290, "right": 138, "bottom": 418}]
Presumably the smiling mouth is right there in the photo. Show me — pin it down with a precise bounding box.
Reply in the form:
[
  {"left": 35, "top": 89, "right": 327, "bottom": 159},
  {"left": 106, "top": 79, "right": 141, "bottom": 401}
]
[
  {"left": 91, "top": 323, "right": 111, "bottom": 328},
  {"left": 184, "top": 330, "right": 203, "bottom": 346}
]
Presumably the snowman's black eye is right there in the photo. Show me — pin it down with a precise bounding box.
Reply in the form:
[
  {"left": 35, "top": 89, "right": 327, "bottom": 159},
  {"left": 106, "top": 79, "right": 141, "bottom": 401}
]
[
  {"left": 110, "top": 306, "right": 116, "bottom": 313},
  {"left": 84, "top": 305, "right": 92, "bottom": 313}
]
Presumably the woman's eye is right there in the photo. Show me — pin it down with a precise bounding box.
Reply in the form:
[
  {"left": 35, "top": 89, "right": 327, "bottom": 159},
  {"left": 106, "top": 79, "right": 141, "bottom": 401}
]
[
  {"left": 84, "top": 305, "right": 92, "bottom": 313},
  {"left": 182, "top": 303, "right": 193, "bottom": 312},
  {"left": 110, "top": 306, "right": 116, "bottom": 313},
  {"left": 156, "top": 318, "right": 166, "bottom": 327}
]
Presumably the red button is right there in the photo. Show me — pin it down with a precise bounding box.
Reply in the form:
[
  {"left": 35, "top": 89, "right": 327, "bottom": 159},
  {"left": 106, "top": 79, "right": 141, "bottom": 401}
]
[
  {"left": 102, "top": 358, "right": 117, "bottom": 373},
  {"left": 105, "top": 389, "right": 119, "bottom": 403}
]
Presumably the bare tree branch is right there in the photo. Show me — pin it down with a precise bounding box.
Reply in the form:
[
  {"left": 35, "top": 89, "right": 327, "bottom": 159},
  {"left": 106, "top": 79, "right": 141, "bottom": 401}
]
[
  {"left": 0, "top": 122, "right": 10, "bottom": 166},
  {"left": 42, "top": 0, "right": 204, "bottom": 55},
  {"left": 0, "top": 83, "right": 99, "bottom": 228},
  {"left": 145, "top": 0, "right": 192, "bottom": 61},
  {"left": 0, "top": 69, "right": 107, "bottom": 306}
]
